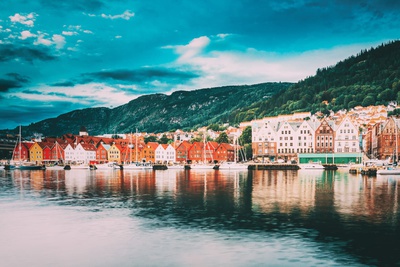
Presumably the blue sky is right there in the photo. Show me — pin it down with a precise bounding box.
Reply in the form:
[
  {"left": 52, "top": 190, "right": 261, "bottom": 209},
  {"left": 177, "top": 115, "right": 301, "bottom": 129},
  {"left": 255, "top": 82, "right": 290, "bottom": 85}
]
[{"left": 1, "top": 0, "right": 399, "bottom": 129}]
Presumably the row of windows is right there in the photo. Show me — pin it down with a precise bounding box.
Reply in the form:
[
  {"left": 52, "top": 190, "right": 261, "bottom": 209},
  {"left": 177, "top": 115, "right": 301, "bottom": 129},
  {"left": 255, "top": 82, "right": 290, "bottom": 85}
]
[{"left": 339, "top": 129, "right": 354, "bottom": 133}]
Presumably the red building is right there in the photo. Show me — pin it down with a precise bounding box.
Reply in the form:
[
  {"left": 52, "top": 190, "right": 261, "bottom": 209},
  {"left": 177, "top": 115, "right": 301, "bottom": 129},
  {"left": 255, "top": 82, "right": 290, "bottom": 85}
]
[
  {"left": 213, "top": 143, "right": 234, "bottom": 162},
  {"left": 12, "top": 142, "right": 33, "bottom": 161},
  {"left": 175, "top": 141, "right": 192, "bottom": 163}
]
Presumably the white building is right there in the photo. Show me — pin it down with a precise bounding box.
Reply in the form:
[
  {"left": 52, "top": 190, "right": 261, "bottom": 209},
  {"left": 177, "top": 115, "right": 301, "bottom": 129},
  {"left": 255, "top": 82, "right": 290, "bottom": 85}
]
[
  {"left": 155, "top": 144, "right": 176, "bottom": 163},
  {"left": 64, "top": 144, "right": 75, "bottom": 163},
  {"left": 334, "top": 116, "right": 360, "bottom": 153}
]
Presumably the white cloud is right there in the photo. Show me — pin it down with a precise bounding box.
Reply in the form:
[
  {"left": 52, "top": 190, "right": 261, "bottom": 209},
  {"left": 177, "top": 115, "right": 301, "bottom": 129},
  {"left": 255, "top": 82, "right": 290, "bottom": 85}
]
[
  {"left": 166, "top": 35, "right": 385, "bottom": 90},
  {"left": 62, "top": 31, "right": 77, "bottom": 36},
  {"left": 101, "top": 10, "right": 134, "bottom": 20},
  {"left": 83, "top": 30, "right": 93, "bottom": 34},
  {"left": 19, "top": 30, "right": 36, "bottom": 40},
  {"left": 167, "top": 36, "right": 211, "bottom": 61},
  {"left": 22, "top": 83, "right": 134, "bottom": 107},
  {"left": 34, "top": 34, "right": 52, "bottom": 46},
  {"left": 52, "top": 34, "right": 66, "bottom": 49},
  {"left": 33, "top": 33, "right": 66, "bottom": 49},
  {"left": 9, "top": 13, "right": 36, "bottom": 27}
]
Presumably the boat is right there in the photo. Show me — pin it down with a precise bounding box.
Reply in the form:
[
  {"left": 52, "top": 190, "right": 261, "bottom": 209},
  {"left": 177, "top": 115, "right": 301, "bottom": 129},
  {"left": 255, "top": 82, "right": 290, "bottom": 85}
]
[
  {"left": 167, "top": 163, "right": 185, "bottom": 170},
  {"left": 219, "top": 136, "right": 248, "bottom": 170},
  {"left": 93, "top": 162, "right": 118, "bottom": 170},
  {"left": 120, "top": 162, "right": 153, "bottom": 170},
  {"left": 219, "top": 161, "right": 248, "bottom": 170},
  {"left": 64, "top": 163, "right": 90, "bottom": 170},
  {"left": 190, "top": 133, "right": 218, "bottom": 170},
  {"left": 4, "top": 126, "right": 45, "bottom": 170},
  {"left": 120, "top": 129, "right": 153, "bottom": 170},
  {"left": 46, "top": 163, "right": 64, "bottom": 170},
  {"left": 300, "top": 161, "right": 325, "bottom": 170},
  {"left": 377, "top": 166, "right": 400, "bottom": 175},
  {"left": 190, "top": 163, "right": 218, "bottom": 170},
  {"left": 46, "top": 141, "right": 66, "bottom": 170}
]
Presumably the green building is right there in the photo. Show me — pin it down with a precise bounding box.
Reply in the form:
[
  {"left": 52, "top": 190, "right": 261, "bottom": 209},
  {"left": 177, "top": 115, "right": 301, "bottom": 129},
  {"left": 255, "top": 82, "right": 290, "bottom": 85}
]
[{"left": 298, "top": 153, "right": 363, "bottom": 164}]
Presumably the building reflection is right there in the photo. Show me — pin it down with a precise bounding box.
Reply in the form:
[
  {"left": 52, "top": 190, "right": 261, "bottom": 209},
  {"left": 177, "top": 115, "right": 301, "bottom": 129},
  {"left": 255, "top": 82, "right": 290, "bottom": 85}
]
[{"left": 5, "top": 168, "right": 400, "bottom": 225}]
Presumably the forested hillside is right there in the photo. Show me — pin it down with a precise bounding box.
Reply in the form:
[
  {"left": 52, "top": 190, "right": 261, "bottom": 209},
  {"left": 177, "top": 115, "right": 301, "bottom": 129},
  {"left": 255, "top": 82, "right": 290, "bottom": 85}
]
[
  {"left": 3, "top": 40, "right": 400, "bottom": 137},
  {"left": 235, "top": 40, "right": 400, "bottom": 119},
  {"left": 10, "top": 82, "right": 289, "bottom": 137}
]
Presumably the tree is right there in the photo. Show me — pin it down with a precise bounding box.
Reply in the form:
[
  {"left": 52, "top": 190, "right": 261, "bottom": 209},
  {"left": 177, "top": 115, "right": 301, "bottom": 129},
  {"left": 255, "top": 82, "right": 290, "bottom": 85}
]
[
  {"left": 144, "top": 135, "right": 158, "bottom": 143},
  {"left": 362, "top": 95, "right": 375, "bottom": 107},
  {"left": 207, "top": 123, "right": 222, "bottom": 131},
  {"left": 239, "top": 126, "right": 252, "bottom": 145},
  {"left": 159, "top": 134, "right": 171, "bottom": 144},
  {"left": 215, "top": 132, "right": 229, "bottom": 143}
]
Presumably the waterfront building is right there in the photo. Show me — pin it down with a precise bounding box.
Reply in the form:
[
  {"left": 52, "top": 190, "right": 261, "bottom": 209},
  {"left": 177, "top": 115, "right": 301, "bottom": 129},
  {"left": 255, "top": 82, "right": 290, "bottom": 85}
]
[
  {"left": 12, "top": 141, "right": 32, "bottom": 162},
  {"left": 377, "top": 117, "right": 400, "bottom": 161},
  {"left": 334, "top": 116, "right": 360, "bottom": 153},
  {"left": 96, "top": 143, "right": 110, "bottom": 163},
  {"left": 276, "top": 120, "right": 298, "bottom": 161},
  {"left": 142, "top": 142, "right": 158, "bottom": 163},
  {"left": 175, "top": 141, "right": 191, "bottom": 163},
  {"left": 213, "top": 143, "right": 234, "bottom": 162},
  {"left": 80, "top": 143, "right": 97, "bottom": 164},
  {"left": 108, "top": 143, "right": 122, "bottom": 163},
  {"left": 29, "top": 142, "right": 44, "bottom": 163},
  {"left": 155, "top": 144, "right": 176, "bottom": 164},
  {"left": 315, "top": 118, "right": 335, "bottom": 153},
  {"left": 251, "top": 117, "right": 278, "bottom": 162}
]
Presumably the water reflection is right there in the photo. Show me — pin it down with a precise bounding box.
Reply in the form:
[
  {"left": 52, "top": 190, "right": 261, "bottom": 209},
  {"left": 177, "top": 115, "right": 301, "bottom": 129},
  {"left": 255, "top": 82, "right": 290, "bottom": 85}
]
[{"left": 1, "top": 168, "right": 400, "bottom": 266}]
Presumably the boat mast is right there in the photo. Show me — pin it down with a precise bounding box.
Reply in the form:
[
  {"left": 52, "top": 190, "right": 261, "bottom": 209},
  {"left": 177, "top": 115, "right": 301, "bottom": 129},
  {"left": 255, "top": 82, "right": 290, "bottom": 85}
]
[
  {"left": 393, "top": 118, "right": 399, "bottom": 165},
  {"left": 135, "top": 128, "right": 138, "bottom": 163},
  {"left": 18, "top": 125, "right": 22, "bottom": 163},
  {"left": 129, "top": 132, "right": 132, "bottom": 164}
]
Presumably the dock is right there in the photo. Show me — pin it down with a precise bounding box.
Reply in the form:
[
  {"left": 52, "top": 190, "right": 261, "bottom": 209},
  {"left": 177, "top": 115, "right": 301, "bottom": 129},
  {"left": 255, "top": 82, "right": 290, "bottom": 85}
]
[{"left": 248, "top": 164, "right": 300, "bottom": 170}]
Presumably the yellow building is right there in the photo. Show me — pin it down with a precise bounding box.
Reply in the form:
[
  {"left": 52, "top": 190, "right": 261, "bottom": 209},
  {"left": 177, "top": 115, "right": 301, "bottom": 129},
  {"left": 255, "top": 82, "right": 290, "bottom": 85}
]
[
  {"left": 108, "top": 144, "right": 122, "bottom": 163},
  {"left": 29, "top": 142, "right": 43, "bottom": 163}
]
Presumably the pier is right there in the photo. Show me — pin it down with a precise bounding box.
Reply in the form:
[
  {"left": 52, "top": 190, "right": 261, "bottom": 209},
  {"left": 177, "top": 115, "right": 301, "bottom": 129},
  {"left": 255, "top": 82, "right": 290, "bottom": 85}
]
[{"left": 248, "top": 164, "right": 300, "bottom": 170}]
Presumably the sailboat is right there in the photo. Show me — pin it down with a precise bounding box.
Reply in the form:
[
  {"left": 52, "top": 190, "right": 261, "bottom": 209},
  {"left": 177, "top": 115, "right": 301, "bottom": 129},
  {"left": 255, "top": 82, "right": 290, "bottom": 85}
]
[
  {"left": 119, "top": 129, "right": 152, "bottom": 170},
  {"left": 46, "top": 141, "right": 65, "bottom": 170},
  {"left": 219, "top": 136, "right": 248, "bottom": 170},
  {"left": 4, "top": 126, "right": 45, "bottom": 170},
  {"left": 377, "top": 117, "right": 400, "bottom": 175},
  {"left": 190, "top": 133, "right": 218, "bottom": 170}
]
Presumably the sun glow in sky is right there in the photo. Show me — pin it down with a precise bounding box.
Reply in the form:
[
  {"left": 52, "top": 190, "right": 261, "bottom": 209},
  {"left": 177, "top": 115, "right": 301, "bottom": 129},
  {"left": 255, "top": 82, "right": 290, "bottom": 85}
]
[{"left": 1, "top": 0, "right": 399, "bottom": 129}]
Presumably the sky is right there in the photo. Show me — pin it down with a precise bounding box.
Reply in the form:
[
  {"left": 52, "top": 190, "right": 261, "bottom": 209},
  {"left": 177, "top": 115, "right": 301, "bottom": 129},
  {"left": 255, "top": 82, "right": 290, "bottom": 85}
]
[{"left": 1, "top": 0, "right": 400, "bottom": 130}]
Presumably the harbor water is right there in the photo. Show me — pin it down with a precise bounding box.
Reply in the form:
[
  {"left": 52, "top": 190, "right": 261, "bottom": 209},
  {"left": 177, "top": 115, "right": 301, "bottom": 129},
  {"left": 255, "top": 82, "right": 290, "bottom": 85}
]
[{"left": 0, "top": 168, "right": 399, "bottom": 266}]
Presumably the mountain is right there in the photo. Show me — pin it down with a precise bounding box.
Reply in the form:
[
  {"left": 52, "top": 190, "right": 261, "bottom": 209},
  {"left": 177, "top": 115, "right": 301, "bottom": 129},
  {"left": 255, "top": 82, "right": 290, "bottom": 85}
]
[
  {"left": 8, "top": 83, "right": 290, "bottom": 137},
  {"left": 236, "top": 40, "right": 400, "bottom": 119},
  {"left": 3, "top": 40, "right": 400, "bottom": 138}
]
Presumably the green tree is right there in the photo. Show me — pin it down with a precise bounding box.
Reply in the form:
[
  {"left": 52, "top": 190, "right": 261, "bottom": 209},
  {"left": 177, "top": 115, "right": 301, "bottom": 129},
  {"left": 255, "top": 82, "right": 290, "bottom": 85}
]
[
  {"left": 215, "top": 132, "right": 229, "bottom": 143},
  {"left": 207, "top": 123, "right": 221, "bottom": 131},
  {"left": 159, "top": 134, "right": 171, "bottom": 144},
  {"left": 362, "top": 95, "right": 375, "bottom": 106},
  {"left": 239, "top": 126, "right": 252, "bottom": 145},
  {"left": 144, "top": 135, "right": 158, "bottom": 143}
]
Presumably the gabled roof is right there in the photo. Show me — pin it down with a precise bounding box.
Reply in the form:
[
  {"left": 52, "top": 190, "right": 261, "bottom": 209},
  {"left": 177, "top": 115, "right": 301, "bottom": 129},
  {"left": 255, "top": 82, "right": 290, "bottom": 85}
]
[
  {"left": 206, "top": 141, "right": 219, "bottom": 150},
  {"left": 216, "top": 143, "right": 234, "bottom": 150},
  {"left": 146, "top": 142, "right": 160, "bottom": 150},
  {"left": 81, "top": 143, "right": 97, "bottom": 151},
  {"left": 176, "top": 140, "right": 192, "bottom": 150},
  {"left": 98, "top": 143, "right": 111, "bottom": 150}
]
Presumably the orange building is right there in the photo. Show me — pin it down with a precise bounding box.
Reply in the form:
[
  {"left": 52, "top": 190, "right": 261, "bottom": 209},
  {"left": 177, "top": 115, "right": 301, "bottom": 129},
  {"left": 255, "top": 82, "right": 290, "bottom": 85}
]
[{"left": 142, "top": 142, "right": 159, "bottom": 163}]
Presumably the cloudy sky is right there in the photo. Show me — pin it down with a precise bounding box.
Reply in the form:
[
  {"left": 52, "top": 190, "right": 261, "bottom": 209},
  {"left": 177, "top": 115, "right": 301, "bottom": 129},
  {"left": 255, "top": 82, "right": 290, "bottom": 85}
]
[{"left": 1, "top": 0, "right": 399, "bottom": 129}]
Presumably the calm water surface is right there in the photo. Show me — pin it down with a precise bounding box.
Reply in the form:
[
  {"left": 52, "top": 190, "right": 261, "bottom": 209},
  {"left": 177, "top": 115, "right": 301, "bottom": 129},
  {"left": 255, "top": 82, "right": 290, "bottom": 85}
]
[{"left": 0, "top": 168, "right": 399, "bottom": 267}]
